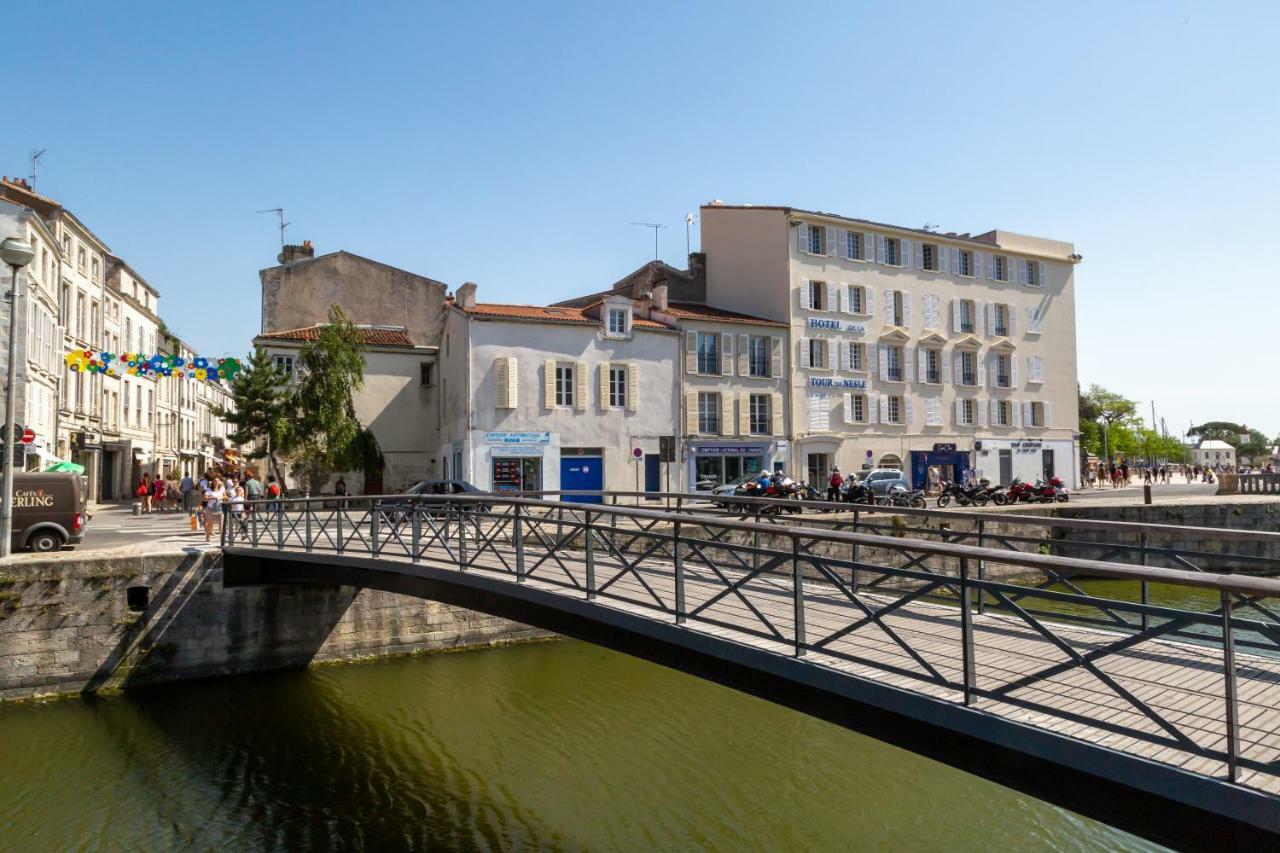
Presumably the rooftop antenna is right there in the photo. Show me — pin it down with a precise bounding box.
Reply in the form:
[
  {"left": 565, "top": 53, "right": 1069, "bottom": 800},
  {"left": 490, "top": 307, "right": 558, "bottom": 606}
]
[
  {"left": 28, "top": 149, "right": 46, "bottom": 188},
  {"left": 630, "top": 222, "right": 667, "bottom": 260},
  {"left": 256, "top": 207, "right": 289, "bottom": 248},
  {"left": 921, "top": 221, "right": 939, "bottom": 232},
  {"left": 684, "top": 213, "right": 698, "bottom": 256}
]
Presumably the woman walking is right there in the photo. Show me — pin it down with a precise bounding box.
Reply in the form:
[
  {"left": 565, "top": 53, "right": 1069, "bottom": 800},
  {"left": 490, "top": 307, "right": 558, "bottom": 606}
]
[
  {"left": 138, "top": 474, "right": 152, "bottom": 512},
  {"left": 152, "top": 476, "right": 167, "bottom": 512},
  {"left": 203, "top": 477, "right": 227, "bottom": 543}
]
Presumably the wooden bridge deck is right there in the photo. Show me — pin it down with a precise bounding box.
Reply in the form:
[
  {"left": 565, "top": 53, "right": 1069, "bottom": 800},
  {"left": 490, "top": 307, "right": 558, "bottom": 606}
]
[{"left": 242, "top": 521, "right": 1280, "bottom": 801}]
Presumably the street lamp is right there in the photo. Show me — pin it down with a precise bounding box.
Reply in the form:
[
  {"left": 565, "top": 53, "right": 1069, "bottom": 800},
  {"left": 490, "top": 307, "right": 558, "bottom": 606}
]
[{"left": 0, "top": 236, "right": 35, "bottom": 559}]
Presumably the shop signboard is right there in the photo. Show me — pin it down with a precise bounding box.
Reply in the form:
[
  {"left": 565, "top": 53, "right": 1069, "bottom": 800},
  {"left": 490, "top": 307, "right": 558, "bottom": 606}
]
[
  {"left": 807, "top": 318, "right": 866, "bottom": 334},
  {"left": 691, "top": 444, "right": 768, "bottom": 455},
  {"left": 808, "top": 377, "right": 867, "bottom": 390},
  {"left": 485, "top": 431, "right": 551, "bottom": 445}
]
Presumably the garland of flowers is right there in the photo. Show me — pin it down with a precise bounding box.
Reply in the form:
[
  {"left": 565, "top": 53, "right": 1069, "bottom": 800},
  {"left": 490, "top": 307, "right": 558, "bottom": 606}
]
[{"left": 64, "top": 349, "right": 243, "bottom": 381}]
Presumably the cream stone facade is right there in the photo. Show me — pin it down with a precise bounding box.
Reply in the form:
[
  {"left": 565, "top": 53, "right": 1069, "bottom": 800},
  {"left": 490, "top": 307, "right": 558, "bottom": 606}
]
[{"left": 700, "top": 203, "right": 1081, "bottom": 489}]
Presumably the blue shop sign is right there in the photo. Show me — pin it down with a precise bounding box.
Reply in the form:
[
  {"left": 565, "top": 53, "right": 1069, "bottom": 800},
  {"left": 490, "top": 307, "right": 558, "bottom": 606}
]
[
  {"left": 808, "top": 377, "right": 868, "bottom": 390},
  {"left": 485, "top": 431, "right": 551, "bottom": 445},
  {"left": 808, "top": 318, "right": 866, "bottom": 334}
]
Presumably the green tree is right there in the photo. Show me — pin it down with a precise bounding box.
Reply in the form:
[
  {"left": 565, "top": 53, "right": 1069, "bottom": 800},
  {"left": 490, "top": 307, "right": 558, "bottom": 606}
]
[
  {"left": 1187, "top": 421, "right": 1246, "bottom": 444},
  {"left": 279, "top": 305, "right": 379, "bottom": 493},
  {"left": 214, "top": 347, "right": 289, "bottom": 483},
  {"left": 1237, "top": 429, "right": 1272, "bottom": 465},
  {"left": 1080, "top": 385, "right": 1139, "bottom": 461}
]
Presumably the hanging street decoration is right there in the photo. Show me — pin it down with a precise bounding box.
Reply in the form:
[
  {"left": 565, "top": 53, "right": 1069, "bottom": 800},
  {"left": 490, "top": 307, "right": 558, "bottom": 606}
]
[{"left": 64, "top": 350, "right": 243, "bottom": 382}]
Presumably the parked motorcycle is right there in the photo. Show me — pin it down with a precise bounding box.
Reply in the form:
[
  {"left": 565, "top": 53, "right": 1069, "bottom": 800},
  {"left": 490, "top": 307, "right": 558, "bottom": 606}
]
[
  {"left": 877, "top": 484, "right": 927, "bottom": 509},
  {"left": 841, "top": 478, "right": 877, "bottom": 506},
  {"left": 1002, "top": 477, "right": 1067, "bottom": 504},
  {"left": 935, "top": 479, "right": 994, "bottom": 508}
]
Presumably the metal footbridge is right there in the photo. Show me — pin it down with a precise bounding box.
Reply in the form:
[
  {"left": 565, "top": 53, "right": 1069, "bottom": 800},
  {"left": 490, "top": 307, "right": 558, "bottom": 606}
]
[{"left": 221, "top": 492, "right": 1280, "bottom": 848}]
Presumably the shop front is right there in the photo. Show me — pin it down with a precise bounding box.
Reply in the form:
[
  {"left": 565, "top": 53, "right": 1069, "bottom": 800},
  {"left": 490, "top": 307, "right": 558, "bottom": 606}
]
[
  {"left": 972, "top": 438, "right": 1075, "bottom": 488},
  {"left": 475, "top": 431, "right": 557, "bottom": 495},
  {"left": 910, "top": 443, "right": 971, "bottom": 493},
  {"left": 688, "top": 441, "right": 775, "bottom": 492}
]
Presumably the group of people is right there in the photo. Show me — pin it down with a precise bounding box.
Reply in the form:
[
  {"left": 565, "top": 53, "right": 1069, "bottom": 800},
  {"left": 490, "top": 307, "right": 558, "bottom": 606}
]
[
  {"left": 135, "top": 470, "right": 285, "bottom": 542},
  {"left": 1084, "top": 461, "right": 1271, "bottom": 488}
]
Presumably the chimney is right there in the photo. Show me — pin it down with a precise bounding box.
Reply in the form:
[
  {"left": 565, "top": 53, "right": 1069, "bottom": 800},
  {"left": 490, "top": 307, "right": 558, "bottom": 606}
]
[
  {"left": 651, "top": 283, "right": 669, "bottom": 311},
  {"left": 457, "top": 281, "right": 478, "bottom": 310},
  {"left": 278, "top": 240, "right": 315, "bottom": 265}
]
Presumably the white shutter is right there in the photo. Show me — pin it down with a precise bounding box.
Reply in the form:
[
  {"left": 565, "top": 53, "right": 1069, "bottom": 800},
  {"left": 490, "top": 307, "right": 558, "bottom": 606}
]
[
  {"left": 941, "top": 351, "right": 952, "bottom": 384},
  {"left": 878, "top": 394, "right": 889, "bottom": 424},
  {"left": 598, "top": 363, "right": 611, "bottom": 411},
  {"left": 901, "top": 292, "right": 912, "bottom": 329},
  {"left": 1019, "top": 259, "right": 1030, "bottom": 285},
  {"left": 986, "top": 303, "right": 996, "bottom": 338},
  {"left": 986, "top": 352, "right": 996, "bottom": 387},
  {"left": 798, "top": 224, "right": 810, "bottom": 254},
  {"left": 544, "top": 358, "right": 556, "bottom": 407},
  {"left": 684, "top": 330, "right": 697, "bottom": 373},
  {"left": 863, "top": 232, "right": 874, "bottom": 261},
  {"left": 627, "top": 362, "right": 639, "bottom": 412},
  {"left": 867, "top": 343, "right": 877, "bottom": 376},
  {"left": 989, "top": 399, "right": 999, "bottom": 426},
  {"left": 799, "top": 280, "right": 811, "bottom": 310},
  {"left": 904, "top": 397, "right": 914, "bottom": 426},
  {"left": 865, "top": 288, "right": 875, "bottom": 318},
  {"left": 952, "top": 351, "right": 962, "bottom": 385},
  {"left": 771, "top": 392, "right": 784, "bottom": 435},
  {"left": 978, "top": 399, "right": 989, "bottom": 427},
  {"left": 720, "top": 333, "right": 733, "bottom": 375},
  {"left": 903, "top": 238, "right": 914, "bottom": 268},
  {"left": 1032, "top": 355, "right": 1043, "bottom": 382},
  {"left": 737, "top": 334, "right": 749, "bottom": 375},
  {"left": 1038, "top": 261, "right": 1047, "bottom": 288},
  {"left": 916, "top": 347, "right": 926, "bottom": 380},
  {"left": 496, "top": 358, "right": 511, "bottom": 409},
  {"left": 738, "top": 392, "right": 751, "bottom": 435},
  {"left": 1007, "top": 307, "right": 1016, "bottom": 337},
  {"left": 685, "top": 391, "right": 699, "bottom": 434},
  {"left": 903, "top": 345, "right": 915, "bottom": 382},
  {"left": 826, "top": 338, "right": 837, "bottom": 371},
  {"left": 836, "top": 283, "right": 846, "bottom": 313},
  {"left": 955, "top": 398, "right": 964, "bottom": 425},
  {"left": 974, "top": 300, "right": 985, "bottom": 336},
  {"left": 1027, "top": 306, "right": 1041, "bottom": 334},
  {"left": 867, "top": 394, "right": 877, "bottom": 424},
  {"left": 838, "top": 341, "right": 848, "bottom": 372},
  {"left": 876, "top": 235, "right": 886, "bottom": 263},
  {"left": 928, "top": 397, "right": 944, "bottom": 426},
  {"left": 843, "top": 391, "right": 853, "bottom": 421},
  {"left": 825, "top": 281, "right": 837, "bottom": 313},
  {"left": 883, "top": 288, "right": 893, "bottom": 324},
  {"left": 951, "top": 298, "right": 962, "bottom": 332},
  {"left": 952, "top": 248, "right": 961, "bottom": 275},
  {"left": 1022, "top": 401, "right": 1033, "bottom": 428},
  {"left": 1011, "top": 356, "right": 1018, "bottom": 388},
  {"left": 877, "top": 344, "right": 888, "bottom": 377},
  {"left": 1043, "top": 401, "right": 1052, "bottom": 428},
  {"left": 987, "top": 254, "right": 996, "bottom": 279},
  {"left": 574, "top": 361, "right": 587, "bottom": 412},
  {"left": 826, "top": 226, "right": 838, "bottom": 257},
  {"left": 799, "top": 338, "right": 811, "bottom": 369},
  {"left": 975, "top": 351, "right": 985, "bottom": 387},
  {"left": 720, "top": 393, "right": 731, "bottom": 435},
  {"left": 771, "top": 336, "right": 783, "bottom": 377},
  {"left": 939, "top": 245, "right": 949, "bottom": 273}
]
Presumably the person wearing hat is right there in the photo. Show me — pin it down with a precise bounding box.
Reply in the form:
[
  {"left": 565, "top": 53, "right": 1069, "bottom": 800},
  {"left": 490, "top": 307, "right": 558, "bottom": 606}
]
[{"left": 827, "top": 467, "right": 844, "bottom": 502}]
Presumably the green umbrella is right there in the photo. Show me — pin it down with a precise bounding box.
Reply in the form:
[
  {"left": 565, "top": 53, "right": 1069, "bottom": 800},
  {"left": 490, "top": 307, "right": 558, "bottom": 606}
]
[{"left": 43, "top": 461, "right": 85, "bottom": 474}]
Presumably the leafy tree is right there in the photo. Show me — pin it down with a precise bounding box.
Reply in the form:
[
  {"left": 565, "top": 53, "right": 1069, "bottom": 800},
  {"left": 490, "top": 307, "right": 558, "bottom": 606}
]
[
  {"left": 278, "top": 305, "right": 375, "bottom": 493},
  {"left": 1187, "top": 421, "right": 1246, "bottom": 444},
  {"left": 214, "top": 348, "right": 289, "bottom": 483},
  {"left": 1080, "top": 385, "right": 1139, "bottom": 461},
  {"left": 1237, "top": 429, "right": 1272, "bottom": 465}
]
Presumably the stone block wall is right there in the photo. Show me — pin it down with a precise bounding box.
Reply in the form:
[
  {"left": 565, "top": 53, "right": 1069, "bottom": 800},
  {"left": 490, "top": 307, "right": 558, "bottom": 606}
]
[{"left": 0, "top": 550, "right": 549, "bottom": 702}]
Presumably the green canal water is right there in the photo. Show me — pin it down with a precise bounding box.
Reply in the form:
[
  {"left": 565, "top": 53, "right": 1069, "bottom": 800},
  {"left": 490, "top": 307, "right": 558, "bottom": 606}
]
[{"left": 0, "top": 640, "right": 1163, "bottom": 851}]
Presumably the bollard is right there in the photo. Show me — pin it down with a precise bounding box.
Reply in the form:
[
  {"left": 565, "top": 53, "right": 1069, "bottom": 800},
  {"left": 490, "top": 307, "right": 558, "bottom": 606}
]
[
  {"left": 1143, "top": 484, "right": 1152, "bottom": 505},
  {"left": 132, "top": 501, "right": 142, "bottom": 516}
]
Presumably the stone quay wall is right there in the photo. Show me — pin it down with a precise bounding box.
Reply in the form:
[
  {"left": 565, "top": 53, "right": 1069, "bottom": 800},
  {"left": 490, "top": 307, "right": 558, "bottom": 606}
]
[{"left": 0, "top": 550, "right": 549, "bottom": 703}]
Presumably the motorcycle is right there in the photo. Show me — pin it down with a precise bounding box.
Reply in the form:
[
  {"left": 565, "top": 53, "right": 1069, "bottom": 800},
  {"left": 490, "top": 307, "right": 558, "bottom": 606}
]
[
  {"left": 877, "top": 483, "right": 927, "bottom": 509},
  {"left": 1003, "top": 477, "right": 1066, "bottom": 504},
  {"left": 935, "top": 479, "right": 994, "bottom": 508},
  {"left": 841, "top": 479, "right": 877, "bottom": 506}
]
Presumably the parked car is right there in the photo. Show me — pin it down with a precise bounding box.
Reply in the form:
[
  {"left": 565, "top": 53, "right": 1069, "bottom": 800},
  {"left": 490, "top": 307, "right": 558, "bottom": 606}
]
[
  {"left": 380, "top": 479, "right": 491, "bottom": 520},
  {"left": 860, "top": 468, "right": 911, "bottom": 496},
  {"left": 7, "top": 472, "right": 88, "bottom": 552}
]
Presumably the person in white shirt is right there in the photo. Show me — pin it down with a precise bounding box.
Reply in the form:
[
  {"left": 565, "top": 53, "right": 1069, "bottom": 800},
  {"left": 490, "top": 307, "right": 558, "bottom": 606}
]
[{"left": 203, "top": 477, "right": 227, "bottom": 543}]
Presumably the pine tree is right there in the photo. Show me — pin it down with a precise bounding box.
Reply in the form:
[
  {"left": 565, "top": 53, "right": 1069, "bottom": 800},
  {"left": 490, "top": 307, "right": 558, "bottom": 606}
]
[{"left": 214, "top": 347, "right": 289, "bottom": 483}]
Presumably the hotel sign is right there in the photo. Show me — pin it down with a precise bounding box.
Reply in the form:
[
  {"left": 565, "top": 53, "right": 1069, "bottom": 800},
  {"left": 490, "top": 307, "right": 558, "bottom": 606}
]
[
  {"left": 808, "top": 377, "right": 867, "bottom": 390},
  {"left": 807, "top": 318, "right": 865, "bottom": 334}
]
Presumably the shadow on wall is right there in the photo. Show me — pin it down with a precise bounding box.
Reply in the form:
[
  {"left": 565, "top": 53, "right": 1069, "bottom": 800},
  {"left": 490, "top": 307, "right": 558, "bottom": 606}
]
[{"left": 80, "top": 549, "right": 359, "bottom": 694}]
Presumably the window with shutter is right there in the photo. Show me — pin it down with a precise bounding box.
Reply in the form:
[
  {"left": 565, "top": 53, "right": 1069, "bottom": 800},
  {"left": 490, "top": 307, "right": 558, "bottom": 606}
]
[
  {"left": 770, "top": 336, "right": 783, "bottom": 377},
  {"left": 627, "top": 363, "right": 638, "bottom": 412},
  {"left": 771, "top": 392, "right": 784, "bottom": 435},
  {"left": 574, "top": 361, "right": 587, "bottom": 412},
  {"left": 720, "top": 333, "right": 733, "bottom": 375}
]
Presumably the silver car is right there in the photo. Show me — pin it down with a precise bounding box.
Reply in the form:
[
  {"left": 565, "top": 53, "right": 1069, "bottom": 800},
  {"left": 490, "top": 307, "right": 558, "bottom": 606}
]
[{"left": 860, "top": 469, "right": 910, "bottom": 496}]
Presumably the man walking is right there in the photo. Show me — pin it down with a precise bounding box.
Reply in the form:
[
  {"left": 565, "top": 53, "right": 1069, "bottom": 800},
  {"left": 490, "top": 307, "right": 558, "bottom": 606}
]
[
  {"left": 180, "top": 472, "right": 196, "bottom": 516},
  {"left": 244, "top": 471, "right": 263, "bottom": 513}
]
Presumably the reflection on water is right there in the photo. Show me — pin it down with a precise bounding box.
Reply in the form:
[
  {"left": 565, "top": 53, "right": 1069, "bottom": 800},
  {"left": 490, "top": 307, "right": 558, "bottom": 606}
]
[{"left": 0, "top": 641, "right": 1162, "bottom": 850}]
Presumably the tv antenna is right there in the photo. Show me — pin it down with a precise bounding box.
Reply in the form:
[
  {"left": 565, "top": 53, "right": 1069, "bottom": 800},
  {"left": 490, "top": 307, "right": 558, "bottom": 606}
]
[
  {"left": 683, "top": 213, "right": 698, "bottom": 255},
  {"left": 29, "top": 149, "right": 46, "bottom": 188},
  {"left": 630, "top": 222, "right": 667, "bottom": 260},
  {"left": 921, "top": 221, "right": 939, "bottom": 232},
  {"left": 256, "top": 207, "right": 290, "bottom": 248}
]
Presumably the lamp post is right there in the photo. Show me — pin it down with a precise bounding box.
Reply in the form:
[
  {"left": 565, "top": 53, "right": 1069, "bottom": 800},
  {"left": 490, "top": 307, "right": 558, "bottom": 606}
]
[{"left": 0, "top": 237, "right": 35, "bottom": 558}]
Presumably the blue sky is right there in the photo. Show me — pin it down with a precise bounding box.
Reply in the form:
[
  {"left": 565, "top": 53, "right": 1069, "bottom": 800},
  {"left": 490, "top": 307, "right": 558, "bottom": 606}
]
[{"left": 4, "top": 1, "right": 1277, "bottom": 436}]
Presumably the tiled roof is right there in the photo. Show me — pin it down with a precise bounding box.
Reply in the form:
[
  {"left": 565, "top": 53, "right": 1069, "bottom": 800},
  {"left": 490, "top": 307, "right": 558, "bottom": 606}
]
[
  {"left": 661, "top": 302, "right": 787, "bottom": 327},
  {"left": 257, "top": 324, "right": 417, "bottom": 347},
  {"left": 459, "top": 302, "right": 669, "bottom": 330}
]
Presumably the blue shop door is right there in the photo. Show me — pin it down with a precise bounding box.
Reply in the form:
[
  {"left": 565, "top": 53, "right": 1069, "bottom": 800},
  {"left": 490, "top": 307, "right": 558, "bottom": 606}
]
[
  {"left": 561, "top": 456, "right": 604, "bottom": 504},
  {"left": 644, "top": 454, "right": 661, "bottom": 497}
]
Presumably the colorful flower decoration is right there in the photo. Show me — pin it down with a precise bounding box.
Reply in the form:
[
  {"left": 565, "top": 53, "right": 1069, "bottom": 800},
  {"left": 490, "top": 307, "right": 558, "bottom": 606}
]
[{"left": 64, "top": 349, "right": 242, "bottom": 382}]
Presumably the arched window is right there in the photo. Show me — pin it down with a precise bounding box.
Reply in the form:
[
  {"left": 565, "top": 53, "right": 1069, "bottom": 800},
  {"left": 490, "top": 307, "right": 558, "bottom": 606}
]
[{"left": 878, "top": 453, "right": 903, "bottom": 470}]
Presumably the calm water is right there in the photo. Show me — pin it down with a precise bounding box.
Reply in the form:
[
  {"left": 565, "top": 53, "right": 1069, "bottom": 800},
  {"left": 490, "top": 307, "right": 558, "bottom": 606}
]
[{"left": 0, "top": 641, "right": 1162, "bottom": 851}]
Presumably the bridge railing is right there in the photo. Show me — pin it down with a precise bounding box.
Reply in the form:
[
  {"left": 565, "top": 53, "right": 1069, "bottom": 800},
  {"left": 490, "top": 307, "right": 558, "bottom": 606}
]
[
  {"left": 1239, "top": 473, "right": 1280, "bottom": 494},
  {"left": 224, "top": 493, "right": 1280, "bottom": 789}
]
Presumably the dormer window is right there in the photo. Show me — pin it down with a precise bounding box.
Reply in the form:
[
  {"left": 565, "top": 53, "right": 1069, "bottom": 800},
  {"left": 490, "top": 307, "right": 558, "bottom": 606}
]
[{"left": 606, "top": 307, "right": 630, "bottom": 337}]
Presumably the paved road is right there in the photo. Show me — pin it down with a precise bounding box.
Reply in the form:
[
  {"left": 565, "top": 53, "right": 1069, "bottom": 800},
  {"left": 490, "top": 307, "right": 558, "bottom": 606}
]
[
  {"left": 75, "top": 503, "right": 216, "bottom": 552},
  {"left": 1069, "top": 482, "right": 1217, "bottom": 501}
]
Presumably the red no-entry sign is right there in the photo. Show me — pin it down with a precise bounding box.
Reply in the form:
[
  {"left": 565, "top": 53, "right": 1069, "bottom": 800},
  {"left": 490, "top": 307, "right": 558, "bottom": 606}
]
[{"left": 20, "top": 428, "right": 35, "bottom": 444}]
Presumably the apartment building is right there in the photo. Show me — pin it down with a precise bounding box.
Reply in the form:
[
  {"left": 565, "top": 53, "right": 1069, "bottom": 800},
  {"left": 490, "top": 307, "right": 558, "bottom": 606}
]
[
  {"left": 700, "top": 202, "right": 1080, "bottom": 489},
  {"left": 102, "top": 256, "right": 161, "bottom": 497},
  {"left": 439, "top": 284, "right": 678, "bottom": 497}
]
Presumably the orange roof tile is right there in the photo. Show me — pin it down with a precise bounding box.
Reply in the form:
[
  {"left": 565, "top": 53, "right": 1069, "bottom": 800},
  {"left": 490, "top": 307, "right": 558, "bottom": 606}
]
[
  {"left": 257, "top": 325, "right": 417, "bottom": 346},
  {"left": 661, "top": 302, "right": 787, "bottom": 327},
  {"left": 460, "top": 302, "right": 669, "bottom": 330}
]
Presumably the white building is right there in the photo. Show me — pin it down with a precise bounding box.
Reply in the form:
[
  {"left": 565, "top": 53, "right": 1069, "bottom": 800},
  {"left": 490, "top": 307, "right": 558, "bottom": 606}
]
[
  {"left": 699, "top": 202, "right": 1082, "bottom": 489},
  {"left": 103, "top": 256, "right": 161, "bottom": 496},
  {"left": 1194, "top": 439, "right": 1235, "bottom": 469},
  {"left": 439, "top": 284, "right": 678, "bottom": 497}
]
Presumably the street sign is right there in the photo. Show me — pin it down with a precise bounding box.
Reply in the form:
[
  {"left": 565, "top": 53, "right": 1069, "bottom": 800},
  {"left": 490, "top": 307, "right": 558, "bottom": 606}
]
[
  {"left": 659, "top": 436, "right": 675, "bottom": 462},
  {"left": 632, "top": 447, "right": 643, "bottom": 459},
  {"left": 2, "top": 423, "right": 23, "bottom": 438},
  {"left": 20, "top": 428, "right": 34, "bottom": 445}
]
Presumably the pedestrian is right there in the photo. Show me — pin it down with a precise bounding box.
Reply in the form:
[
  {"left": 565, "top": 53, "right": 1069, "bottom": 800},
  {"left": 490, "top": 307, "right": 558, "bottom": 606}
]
[
  {"left": 229, "top": 485, "right": 246, "bottom": 537},
  {"left": 152, "top": 476, "right": 166, "bottom": 511},
  {"left": 138, "top": 473, "right": 152, "bottom": 512},
  {"left": 826, "top": 468, "right": 843, "bottom": 502},
  {"left": 203, "top": 477, "right": 227, "bottom": 543},
  {"left": 180, "top": 472, "right": 196, "bottom": 515},
  {"left": 334, "top": 476, "right": 348, "bottom": 497},
  {"left": 266, "top": 475, "right": 282, "bottom": 512},
  {"left": 244, "top": 471, "right": 263, "bottom": 512}
]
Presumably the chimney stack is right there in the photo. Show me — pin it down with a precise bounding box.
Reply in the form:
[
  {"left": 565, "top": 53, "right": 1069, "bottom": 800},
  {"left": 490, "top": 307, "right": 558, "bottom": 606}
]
[
  {"left": 278, "top": 240, "right": 315, "bottom": 265},
  {"left": 457, "top": 281, "right": 478, "bottom": 310},
  {"left": 651, "top": 283, "right": 669, "bottom": 311}
]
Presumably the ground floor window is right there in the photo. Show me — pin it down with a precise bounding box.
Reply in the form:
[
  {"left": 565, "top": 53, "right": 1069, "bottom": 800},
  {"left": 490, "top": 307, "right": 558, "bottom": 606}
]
[
  {"left": 878, "top": 453, "right": 903, "bottom": 470},
  {"left": 806, "top": 452, "right": 833, "bottom": 486},
  {"left": 694, "top": 454, "right": 764, "bottom": 491},
  {"left": 492, "top": 456, "right": 541, "bottom": 492}
]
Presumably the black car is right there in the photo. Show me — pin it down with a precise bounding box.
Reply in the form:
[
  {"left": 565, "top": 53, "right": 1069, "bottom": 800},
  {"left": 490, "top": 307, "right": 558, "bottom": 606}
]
[{"left": 380, "top": 479, "right": 491, "bottom": 520}]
